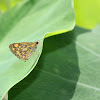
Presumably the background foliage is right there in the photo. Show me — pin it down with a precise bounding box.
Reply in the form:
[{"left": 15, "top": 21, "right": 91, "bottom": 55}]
[
  {"left": 0, "top": 0, "right": 100, "bottom": 29},
  {"left": 0, "top": 0, "right": 100, "bottom": 100},
  {"left": 74, "top": 0, "right": 100, "bottom": 29}
]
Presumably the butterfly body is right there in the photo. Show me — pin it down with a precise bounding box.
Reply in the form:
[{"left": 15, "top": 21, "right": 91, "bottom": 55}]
[{"left": 9, "top": 41, "right": 39, "bottom": 62}]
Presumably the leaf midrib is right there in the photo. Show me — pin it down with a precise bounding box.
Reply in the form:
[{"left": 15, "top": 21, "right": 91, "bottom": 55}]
[
  {"left": 36, "top": 68, "right": 100, "bottom": 91},
  {"left": 76, "top": 41, "right": 100, "bottom": 58}
]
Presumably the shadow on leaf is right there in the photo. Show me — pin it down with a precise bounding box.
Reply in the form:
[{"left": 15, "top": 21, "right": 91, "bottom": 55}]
[{"left": 9, "top": 26, "right": 90, "bottom": 100}]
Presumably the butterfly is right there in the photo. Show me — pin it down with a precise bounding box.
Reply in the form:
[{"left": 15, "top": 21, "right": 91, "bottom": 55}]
[{"left": 9, "top": 41, "right": 39, "bottom": 62}]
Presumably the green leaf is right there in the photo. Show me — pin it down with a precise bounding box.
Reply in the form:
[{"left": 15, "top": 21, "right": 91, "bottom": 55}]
[
  {"left": 9, "top": 30, "right": 79, "bottom": 100},
  {"left": 9, "top": 24, "right": 100, "bottom": 100},
  {"left": 74, "top": 0, "right": 100, "bottom": 29},
  {"left": 0, "top": 0, "right": 75, "bottom": 99}
]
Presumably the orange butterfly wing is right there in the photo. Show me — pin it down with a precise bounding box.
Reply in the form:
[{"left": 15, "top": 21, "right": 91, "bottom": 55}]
[{"left": 9, "top": 42, "right": 39, "bottom": 62}]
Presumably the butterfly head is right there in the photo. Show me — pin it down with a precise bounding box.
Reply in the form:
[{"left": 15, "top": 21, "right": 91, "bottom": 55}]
[{"left": 34, "top": 41, "right": 40, "bottom": 47}]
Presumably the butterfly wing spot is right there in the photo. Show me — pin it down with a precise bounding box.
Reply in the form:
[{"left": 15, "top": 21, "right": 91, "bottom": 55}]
[
  {"left": 9, "top": 41, "right": 39, "bottom": 62},
  {"left": 14, "top": 44, "right": 19, "bottom": 47}
]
